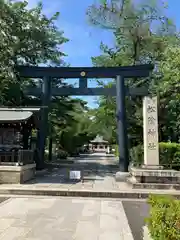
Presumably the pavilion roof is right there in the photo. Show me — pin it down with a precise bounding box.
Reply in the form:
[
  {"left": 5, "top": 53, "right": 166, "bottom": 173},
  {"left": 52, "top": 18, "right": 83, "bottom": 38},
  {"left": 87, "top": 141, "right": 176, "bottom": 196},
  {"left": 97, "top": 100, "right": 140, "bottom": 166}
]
[
  {"left": 90, "top": 135, "right": 108, "bottom": 143},
  {"left": 0, "top": 107, "right": 40, "bottom": 123}
]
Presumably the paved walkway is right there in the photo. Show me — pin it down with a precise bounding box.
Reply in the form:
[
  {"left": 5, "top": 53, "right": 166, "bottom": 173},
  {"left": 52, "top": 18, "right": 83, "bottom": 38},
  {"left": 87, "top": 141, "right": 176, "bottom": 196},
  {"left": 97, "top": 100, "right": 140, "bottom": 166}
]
[
  {"left": 1, "top": 154, "right": 123, "bottom": 191},
  {"left": 33, "top": 154, "right": 121, "bottom": 190},
  {"left": 0, "top": 154, "right": 179, "bottom": 198},
  {"left": 0, "top": 154, "right": 156, "bottom": 239},
  {"left": 0, "top": 197, "right": 136, "bottom": 240}
]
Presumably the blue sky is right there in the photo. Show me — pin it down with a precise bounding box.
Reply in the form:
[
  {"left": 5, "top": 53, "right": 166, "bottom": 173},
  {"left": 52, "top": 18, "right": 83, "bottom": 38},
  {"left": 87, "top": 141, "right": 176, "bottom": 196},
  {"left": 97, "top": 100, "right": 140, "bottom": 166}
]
[{"left": 28, "top": 0, "right": 180, "bottom": 108}]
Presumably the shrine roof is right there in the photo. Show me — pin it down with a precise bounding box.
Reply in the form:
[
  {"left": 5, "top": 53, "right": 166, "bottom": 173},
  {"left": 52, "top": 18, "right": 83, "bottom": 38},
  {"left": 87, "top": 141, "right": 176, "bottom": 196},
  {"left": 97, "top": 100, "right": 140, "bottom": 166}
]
[
  {"left": 90, "top": 135, "right": 108, "bottom": 143},
  {"left": 0, "top": 107, "right": 40, "bottom": 122}
]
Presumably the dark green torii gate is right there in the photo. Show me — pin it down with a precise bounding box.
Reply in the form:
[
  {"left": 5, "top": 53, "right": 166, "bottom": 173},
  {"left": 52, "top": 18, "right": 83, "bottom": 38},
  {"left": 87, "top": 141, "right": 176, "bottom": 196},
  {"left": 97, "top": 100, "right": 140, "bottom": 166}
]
[{"left": 17, "top": 64, "right": 153, "bottom": 171}]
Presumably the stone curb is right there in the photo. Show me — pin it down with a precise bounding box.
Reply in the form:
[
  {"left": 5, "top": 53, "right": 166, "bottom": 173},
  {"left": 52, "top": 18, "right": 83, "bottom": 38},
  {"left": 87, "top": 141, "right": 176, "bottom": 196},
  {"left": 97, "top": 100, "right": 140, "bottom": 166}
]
[
  {"left": 143, "top": 226, "right": 152, "bottom": 240},
  {"left": 0, "top": 188, "right": 180, "bottom": 199}
]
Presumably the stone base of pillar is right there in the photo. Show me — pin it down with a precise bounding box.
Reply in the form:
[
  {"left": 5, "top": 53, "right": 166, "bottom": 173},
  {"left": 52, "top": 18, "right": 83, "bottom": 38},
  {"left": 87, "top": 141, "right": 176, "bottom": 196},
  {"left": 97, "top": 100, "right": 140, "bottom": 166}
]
[
  {"left": 115, "top": 171, "right": 130, "bottom": 182},
  {"left": 128, "top": 166, "right": 180, "bottom": 189},
  {"left": 141, "top": 164, "right": 164, "bottom": 170}
]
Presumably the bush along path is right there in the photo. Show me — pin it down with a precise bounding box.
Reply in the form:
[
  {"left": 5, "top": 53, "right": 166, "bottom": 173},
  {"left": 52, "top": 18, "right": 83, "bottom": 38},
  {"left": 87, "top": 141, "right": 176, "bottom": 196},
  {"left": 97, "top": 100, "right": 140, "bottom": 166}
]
[
  {"left": 130, "top": 142, "right": 180, "bottom": 169},
  {"left": 146, "top": 195, "right": 180, "bottom": 240}
]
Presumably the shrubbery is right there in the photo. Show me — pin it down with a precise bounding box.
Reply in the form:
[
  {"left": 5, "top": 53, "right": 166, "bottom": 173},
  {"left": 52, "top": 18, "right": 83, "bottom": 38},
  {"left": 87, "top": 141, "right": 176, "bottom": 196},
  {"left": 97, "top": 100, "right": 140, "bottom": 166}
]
[
  {"left": 146, "top": 195, "right": 180, "bottom": 240},
  {"left": 130, "top": 142, "right": 180, "bottom": 169},
  {"left": 56, "top": 149, "right": 68, "bottom": 159}
]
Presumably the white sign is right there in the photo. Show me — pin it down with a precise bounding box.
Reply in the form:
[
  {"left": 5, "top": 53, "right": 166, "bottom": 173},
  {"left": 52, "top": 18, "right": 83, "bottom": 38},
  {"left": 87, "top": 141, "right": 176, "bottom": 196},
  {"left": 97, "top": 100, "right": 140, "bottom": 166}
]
[
  {"left": 143, "top": 96, "right": 159, "bottom": 166},
  {"left": 69, "top": 171, "right": 81, "bottom": 180}
]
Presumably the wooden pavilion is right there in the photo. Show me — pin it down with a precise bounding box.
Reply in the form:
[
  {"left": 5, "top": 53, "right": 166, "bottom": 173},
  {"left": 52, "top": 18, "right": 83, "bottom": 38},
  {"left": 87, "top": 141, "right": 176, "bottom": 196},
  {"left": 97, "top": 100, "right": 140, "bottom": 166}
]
[
  {"left": 89, "top": 135, "right": 110, "bottom": 153},
  {"left": 0, "top": 107, "right": 40, "bottom": 183}
]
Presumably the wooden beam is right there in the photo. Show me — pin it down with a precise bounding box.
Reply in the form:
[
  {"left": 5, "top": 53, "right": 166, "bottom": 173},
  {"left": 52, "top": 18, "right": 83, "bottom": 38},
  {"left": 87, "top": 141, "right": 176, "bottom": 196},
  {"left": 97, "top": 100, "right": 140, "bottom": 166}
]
[{"left": 17, "top": 64, "right": 153, "bottom": 78}]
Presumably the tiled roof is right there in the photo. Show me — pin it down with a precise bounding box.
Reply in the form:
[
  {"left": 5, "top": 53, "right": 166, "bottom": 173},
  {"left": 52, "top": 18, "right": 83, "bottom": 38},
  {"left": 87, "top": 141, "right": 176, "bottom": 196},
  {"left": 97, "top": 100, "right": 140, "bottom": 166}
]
[
  {"left": 90, "top": 135, "right": 108, "bottom": 143},
  {"left": 0, "top": 107, "right": 40, "bottom": 122}
]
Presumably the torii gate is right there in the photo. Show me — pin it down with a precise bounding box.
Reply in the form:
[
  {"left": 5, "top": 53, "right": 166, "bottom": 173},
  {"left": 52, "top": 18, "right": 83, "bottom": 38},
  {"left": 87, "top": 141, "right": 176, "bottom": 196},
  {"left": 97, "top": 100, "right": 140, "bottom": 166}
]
[{"left": 17, "top": 64, "right": 153, "bottom": 171}]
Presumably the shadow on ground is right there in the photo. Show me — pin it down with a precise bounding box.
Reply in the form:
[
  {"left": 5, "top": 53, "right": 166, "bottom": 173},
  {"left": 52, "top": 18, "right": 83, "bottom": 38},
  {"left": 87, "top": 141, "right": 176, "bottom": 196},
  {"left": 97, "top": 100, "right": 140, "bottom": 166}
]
[
  {"left": 26, "top": 154, "right": 119, "bottom": 185},
  {"left": 122, "top": 200, "right": 150, "bottom": 240}
]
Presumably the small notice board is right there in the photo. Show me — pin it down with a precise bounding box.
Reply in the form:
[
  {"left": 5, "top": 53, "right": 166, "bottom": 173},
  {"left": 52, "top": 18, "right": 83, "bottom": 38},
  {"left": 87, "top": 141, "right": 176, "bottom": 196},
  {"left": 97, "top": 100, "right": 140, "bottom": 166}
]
[{"left": 69, "top": 170, "right": 81, "bottom": 180}]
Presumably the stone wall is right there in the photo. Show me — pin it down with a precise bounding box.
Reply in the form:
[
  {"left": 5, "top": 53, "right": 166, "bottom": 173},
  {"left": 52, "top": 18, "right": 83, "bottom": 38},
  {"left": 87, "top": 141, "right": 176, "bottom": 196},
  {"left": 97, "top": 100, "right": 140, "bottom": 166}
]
[{"left": 0, "top": 164, "right": 36, "bottom": 184}]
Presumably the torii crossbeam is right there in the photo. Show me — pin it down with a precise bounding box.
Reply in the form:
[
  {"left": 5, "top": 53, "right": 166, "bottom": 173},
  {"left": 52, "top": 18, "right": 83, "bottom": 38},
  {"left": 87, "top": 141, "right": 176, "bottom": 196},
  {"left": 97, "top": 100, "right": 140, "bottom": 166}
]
[{"left": 17, "top": 64, "right": 154, "bottom": 171}]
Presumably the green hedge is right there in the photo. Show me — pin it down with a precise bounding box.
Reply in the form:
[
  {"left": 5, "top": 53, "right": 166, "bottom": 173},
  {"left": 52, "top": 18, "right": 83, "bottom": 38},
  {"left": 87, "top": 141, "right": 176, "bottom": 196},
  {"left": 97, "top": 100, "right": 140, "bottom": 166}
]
[
  {"left": 146, "top": 195, "right": 180, "bottom": 240},
  {"left": 130, "top": 142, "right": 180, "bottom": 169},
  {"left": 56, "top": 149, "right": 68, "bottom": 159}
]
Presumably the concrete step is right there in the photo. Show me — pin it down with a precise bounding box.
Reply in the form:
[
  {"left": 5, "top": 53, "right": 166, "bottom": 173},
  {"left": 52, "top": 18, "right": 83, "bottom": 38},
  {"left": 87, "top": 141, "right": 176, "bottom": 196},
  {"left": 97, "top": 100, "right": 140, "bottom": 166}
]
[
  {"left": 127, "top": 177, "right": 180, "bottom": 190},
  {"left": 132, "top": 183, "right": 180, "bottom": 190},
  {"left": 0, "top": 187, "right": 180, "bottom": 199}
]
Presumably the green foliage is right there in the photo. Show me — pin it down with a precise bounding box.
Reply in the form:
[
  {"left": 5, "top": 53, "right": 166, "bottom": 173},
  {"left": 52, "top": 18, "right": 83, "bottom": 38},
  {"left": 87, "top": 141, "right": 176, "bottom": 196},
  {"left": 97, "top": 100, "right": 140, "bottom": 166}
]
[
  {"left": 159, "top": 142, "right": 180, "bottom": 168},
  {"left": 157, "top": 46, "right": 180, "bottom": 142},
  {"left": 130, "top": 144, "right": 143, "bottom": 166},
  {"left": 0, "top": 0, "right": 95, "bottom": 157},
  {"left": 87, "top": 0, "right": 180, "bottom": 146},
  {"left": 56, "top": 149, "right": 68, "bottom": 159},
  {"left": 0, "top": 0, "right": 68, "bottom": 105},
  {"left": 130, "top": 142, "right": 180, "bottom": 169},
  {"left": 89, "top": 95, "right": 117, "bottom": 144},
  {"left": 52, "top": 100, "right": 97, "bottom": 155},
  {"left": 146, "top": 195, "right": 180, "bottom": 240}
]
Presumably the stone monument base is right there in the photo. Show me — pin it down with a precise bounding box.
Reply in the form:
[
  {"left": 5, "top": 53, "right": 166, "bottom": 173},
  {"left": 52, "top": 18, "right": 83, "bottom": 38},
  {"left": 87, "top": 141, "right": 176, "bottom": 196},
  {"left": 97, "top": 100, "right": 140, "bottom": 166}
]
[
  {"left": 0, "top": 164, "right": 36, "bottom": 184},
  {"left": 128, "top": 166, "right": 180, "bottom": 189}
]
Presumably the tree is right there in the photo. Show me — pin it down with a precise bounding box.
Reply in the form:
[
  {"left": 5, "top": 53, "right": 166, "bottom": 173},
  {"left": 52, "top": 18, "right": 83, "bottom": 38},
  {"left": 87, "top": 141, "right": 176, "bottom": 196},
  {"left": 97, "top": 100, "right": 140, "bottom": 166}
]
[
  {"left": 87, "top": 0, "right": 180, "bottom": 146},
  {"left": 54, "top": 100, "right": 96, "bottom": 156},
  {"left": 88, "top": 86, "right": 117, "bottom": 144},
  {"left": 0, "top": 0, "right": 95, "bottom": 159},
  {"left": 0, "top": 0, "right": 68, "bottom": 105},
  {"left": 156, "top": 46, "right": 180, "bottom": 142}
]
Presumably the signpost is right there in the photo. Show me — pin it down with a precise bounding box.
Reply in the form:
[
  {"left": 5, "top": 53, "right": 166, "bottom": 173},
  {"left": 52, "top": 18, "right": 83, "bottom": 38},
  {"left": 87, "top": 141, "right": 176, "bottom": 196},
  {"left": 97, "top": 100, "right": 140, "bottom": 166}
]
[{"left": 143, "top": 96, "right": 159, "bottom": 167}]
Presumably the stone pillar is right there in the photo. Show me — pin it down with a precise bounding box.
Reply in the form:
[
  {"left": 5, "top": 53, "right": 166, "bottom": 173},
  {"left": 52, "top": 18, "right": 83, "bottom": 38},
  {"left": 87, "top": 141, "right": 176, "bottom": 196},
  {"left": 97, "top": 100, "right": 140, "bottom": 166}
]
[{"left": 143, "top": 96, "right": 160, "bottom": 168}]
